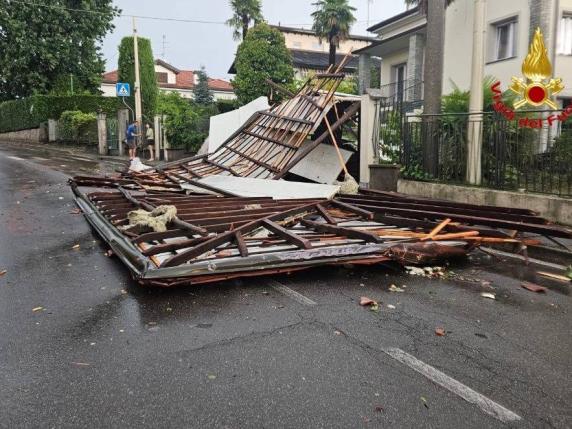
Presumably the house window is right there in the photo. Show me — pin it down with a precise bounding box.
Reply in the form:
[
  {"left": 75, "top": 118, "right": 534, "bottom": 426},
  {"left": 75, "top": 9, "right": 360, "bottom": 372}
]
[
  {"left": 557, "top": 14, "right": 572, "bottom": 55},
  {"left": 156, "top": 72, "right": 168, "bottom": 84},
  {"left": 493, "top": 19, "right": 517, "bottom": 61},
  {"left": 312, "top": 42, "right": 322, "bottom": 50},
  {"left": 292, "top": 41, "right": 302, "bottom": 48}
]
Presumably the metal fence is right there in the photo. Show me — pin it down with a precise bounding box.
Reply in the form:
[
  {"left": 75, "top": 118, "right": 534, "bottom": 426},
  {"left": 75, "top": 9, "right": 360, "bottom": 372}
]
[{"left": 375, "top": 106, "right": 572, "bottom": 197}]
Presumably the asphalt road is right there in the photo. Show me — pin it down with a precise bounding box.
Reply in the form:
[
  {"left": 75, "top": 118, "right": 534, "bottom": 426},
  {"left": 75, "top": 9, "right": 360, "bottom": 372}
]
[{"left": 0, "top": 142, "right": 570, "bottom": 428}]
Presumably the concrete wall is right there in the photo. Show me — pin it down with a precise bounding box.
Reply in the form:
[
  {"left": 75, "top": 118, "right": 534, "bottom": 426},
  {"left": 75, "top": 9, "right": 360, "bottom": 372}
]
[
  {"left": 397, "top": 179, "right": 572, "bottom": 225},
  {"left": 0, "top": 127, "right": 46, "bottom": 143}
]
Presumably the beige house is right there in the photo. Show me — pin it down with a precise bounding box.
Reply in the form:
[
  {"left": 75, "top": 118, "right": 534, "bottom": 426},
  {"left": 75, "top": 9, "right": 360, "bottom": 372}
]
[
  {"left": 229, "top": 25, "right": 378, "bottom": 80},
  {"left": 102, "top": 59, "right": 236, "bottom": 101},
  {"left": 357, "top": 0, "right": 572, "bottom": 108}
]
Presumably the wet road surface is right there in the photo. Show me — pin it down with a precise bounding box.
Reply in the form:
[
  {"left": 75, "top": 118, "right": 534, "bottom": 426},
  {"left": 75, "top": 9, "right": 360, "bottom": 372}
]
[{"left": 0, "top": 143, "right": 570, "bottom": 428}]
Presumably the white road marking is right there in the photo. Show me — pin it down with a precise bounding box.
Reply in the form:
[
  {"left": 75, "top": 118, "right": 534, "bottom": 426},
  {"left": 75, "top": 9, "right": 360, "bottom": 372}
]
[
  {"left": 267, "top": 280, "right": 316, "bottom": 306},
  {"left": 383, "top": 348, "right": 522, "bottom": 423},
  {"left": 6, "top": 156, "right": 25, "bottom": 161}
]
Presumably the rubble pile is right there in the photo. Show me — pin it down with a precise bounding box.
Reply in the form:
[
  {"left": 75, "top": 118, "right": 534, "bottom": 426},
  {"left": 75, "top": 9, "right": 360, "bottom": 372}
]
[{"left": 68, "top": 63, "right": 572, "bottom": 287}]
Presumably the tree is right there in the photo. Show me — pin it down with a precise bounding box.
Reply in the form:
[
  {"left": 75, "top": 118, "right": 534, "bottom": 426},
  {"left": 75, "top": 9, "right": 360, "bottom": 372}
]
[
  {"left": 404, "top": 0, "right": 454, "bottom": 174},
  {"left": 157, "top": 91, "right": 217, "bottom": 152},
  {"left": 0, "top": 0, "right": 120, "bottom": 101},
  {"left": 311, "top": 0, "right": 356, "bottom": 66},
  {"left": 232, "top": 23, "right": 294, "bottom": 105},
  {"left": 226, "top": 0, "right": 263, "bottom": 41},
  {"left": 193, "top": 67, "right": 214, "bottom": 105},
  {"left": 118, "top": 36, "right": 159, "bottom": 121}
]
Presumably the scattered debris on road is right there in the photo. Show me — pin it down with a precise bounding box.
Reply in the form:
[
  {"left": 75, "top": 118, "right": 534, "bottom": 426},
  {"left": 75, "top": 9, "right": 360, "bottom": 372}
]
[
  {"left": 360, "top": 296, "right": 379, "bottom": 311},
  {"left": 0, "top": 269, "right": 6, "bottom": 277},
  {"left": 480, "top": 292, "right": 496, "bottom": 300},
  {"left": 389, "top": 284, "right": 405, "bottom": 293},
  {"left": 435, "top": 327, "right": 446, "bottom": 336},
  {"left": 521, "top": 282, "right": 547, "bottom": 293},
  {"left": 537, "top": 271, "right": 571, "bottom": 283},
  {"left": 32, "top": 306, "right": 44, "bottom": 312}
]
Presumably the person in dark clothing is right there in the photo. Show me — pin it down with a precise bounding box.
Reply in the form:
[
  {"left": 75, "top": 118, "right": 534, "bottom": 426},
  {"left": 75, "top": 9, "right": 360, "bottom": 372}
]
[{"left": 125, "top": 121, "right": 139, "bottom": 160}]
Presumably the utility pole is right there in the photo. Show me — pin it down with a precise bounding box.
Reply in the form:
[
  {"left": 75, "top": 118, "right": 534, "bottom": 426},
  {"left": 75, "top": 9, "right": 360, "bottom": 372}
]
[
  {"left": 466, "top": 0, "right": 486, "bottom": 184},
  {"left": 70, "top": 74, "right": 74, "bottom": 95},
  {"left": 161, "top": 34, "right": 167, "bottom": 59},
  {"left": 133, "top": 17, "right": 143, "bottom": 143}
]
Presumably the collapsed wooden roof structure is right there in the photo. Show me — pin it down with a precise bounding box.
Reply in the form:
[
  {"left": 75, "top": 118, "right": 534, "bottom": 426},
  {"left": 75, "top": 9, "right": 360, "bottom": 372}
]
[
  {"left": 69, "top": 179, "right": 572, "bottom": 287},
  {"left": 126, "top": 60, "right": 361, "bottom": 189},
  {"left": 69, "top": 60, "right": 572, "bottom": 287}
]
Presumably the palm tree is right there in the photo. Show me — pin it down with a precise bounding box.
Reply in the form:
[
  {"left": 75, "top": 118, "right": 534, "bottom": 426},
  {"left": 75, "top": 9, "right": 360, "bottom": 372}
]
[
  {"left": 226, "top": 0, "right": 263, "bottom": 41},
  {"left": 311, "top": 0, "right": 357, "bottom": 66},
  {"left": 404, "top": 0, "right": 453, "bottom": 175}
]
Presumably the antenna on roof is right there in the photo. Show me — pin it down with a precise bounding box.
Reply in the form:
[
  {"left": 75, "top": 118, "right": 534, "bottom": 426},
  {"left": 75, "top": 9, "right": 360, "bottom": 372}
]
[
  {"left": 367, "top": 0, "right": 373, "bottom": 28},
  {"left": 161, "top": 34, "right": 167, "bottom": 59}
]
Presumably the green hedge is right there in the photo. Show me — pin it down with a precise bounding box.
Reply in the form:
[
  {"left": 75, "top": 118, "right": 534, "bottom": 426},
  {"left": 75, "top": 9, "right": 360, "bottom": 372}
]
[
  {"left": 0, "top": 95, "right": 119, "bottom": 133},
  {"left": 216, "top": 99, "right": 238, "bottom": 113}
]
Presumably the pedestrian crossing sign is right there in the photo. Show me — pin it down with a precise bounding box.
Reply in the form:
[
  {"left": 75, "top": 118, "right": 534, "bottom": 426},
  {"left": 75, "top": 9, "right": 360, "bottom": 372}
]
[{"left": 116, "top": 83, "right": 130, "bottom": 97}]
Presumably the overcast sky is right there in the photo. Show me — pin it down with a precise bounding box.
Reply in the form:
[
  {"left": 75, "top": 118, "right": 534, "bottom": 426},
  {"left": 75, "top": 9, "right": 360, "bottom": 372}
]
[{"left": 101, "top": 0, "right": 406, "bottom": 79}]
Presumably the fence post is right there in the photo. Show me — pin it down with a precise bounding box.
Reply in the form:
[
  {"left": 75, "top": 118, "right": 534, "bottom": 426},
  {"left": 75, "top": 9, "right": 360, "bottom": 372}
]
[
  {"left": 117, "top": 108, "right": 129, "bottom": 157},
  {"left": 161, "top": 114, "right": 169, "bottom": 161},
  {"left": 48, "top": 119, "right": 57, "bottom": 142},
  {"left": 359, "top": 91, "right": 378, "bottom": 187},
  {"left": 97, "top": 112, "right": 107, "bottom": 155},
  {"left": 358, "top": 54, "right": 372, "bottom": 95},
  {"left": 154, "top": 115, "right": 161, "bottom": 160}
]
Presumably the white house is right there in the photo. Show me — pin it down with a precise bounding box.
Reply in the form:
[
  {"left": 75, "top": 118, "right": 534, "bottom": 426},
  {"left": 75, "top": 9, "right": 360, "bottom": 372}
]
[
  {"left": 101, "top": 59, "right": 236, "bottom": 101},
  {"left": 357, "top": 0, "right": 572, "bottom": 108},
  {"left": 228, "top": 25, "right": 379, "bottom": 80}
]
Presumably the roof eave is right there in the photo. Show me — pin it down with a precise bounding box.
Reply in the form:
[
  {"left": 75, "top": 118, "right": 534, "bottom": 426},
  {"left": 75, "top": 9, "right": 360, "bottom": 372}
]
[{"left": 367, "top": 7, "right": 420, "bottom": 32}]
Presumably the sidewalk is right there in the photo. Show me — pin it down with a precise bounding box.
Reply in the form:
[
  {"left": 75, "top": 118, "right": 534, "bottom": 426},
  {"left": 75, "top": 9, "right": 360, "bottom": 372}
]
[{"left": 0, "top": 139, "right": 163, "bottom": 168}]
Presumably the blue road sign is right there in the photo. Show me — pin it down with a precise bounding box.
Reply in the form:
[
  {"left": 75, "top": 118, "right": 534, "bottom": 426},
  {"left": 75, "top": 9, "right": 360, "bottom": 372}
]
[{"left": 116, "top": 82, "right": 130, "bottom": 97}]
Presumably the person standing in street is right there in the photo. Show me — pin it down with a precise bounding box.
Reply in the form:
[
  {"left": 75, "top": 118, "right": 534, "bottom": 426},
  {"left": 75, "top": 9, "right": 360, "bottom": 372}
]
[
  {"left": 125, "top": 121, "right": 140, "bottom": 160},
  {"left": 145, "top": 123, "right": 155, "bottom": 162}
]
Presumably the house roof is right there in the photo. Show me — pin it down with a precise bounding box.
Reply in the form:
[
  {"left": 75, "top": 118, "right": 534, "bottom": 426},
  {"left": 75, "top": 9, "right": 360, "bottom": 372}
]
[
  {"left": 228, "top": 49, "right": 380, "bottom": 74},
  {"left": 102, "top": 61, "right": 233, "bottom": 92},
  {"left": 154, "top": 58, "right": 181, "bottom": 74},
  {"left": 354, "top": 24, "right": 426, "bottom": 56},
  {"left": 367, "top": 7, "right": 420, "bottom": 32},
  {"left": 270, "top": 24, "right": 377, "bottom": 42}
]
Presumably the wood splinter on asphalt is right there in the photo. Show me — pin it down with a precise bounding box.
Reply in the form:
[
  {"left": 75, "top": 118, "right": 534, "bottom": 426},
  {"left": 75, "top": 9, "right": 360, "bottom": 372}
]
[{"left": 421, "top": 218, "right": 451, "bottom": 241}]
